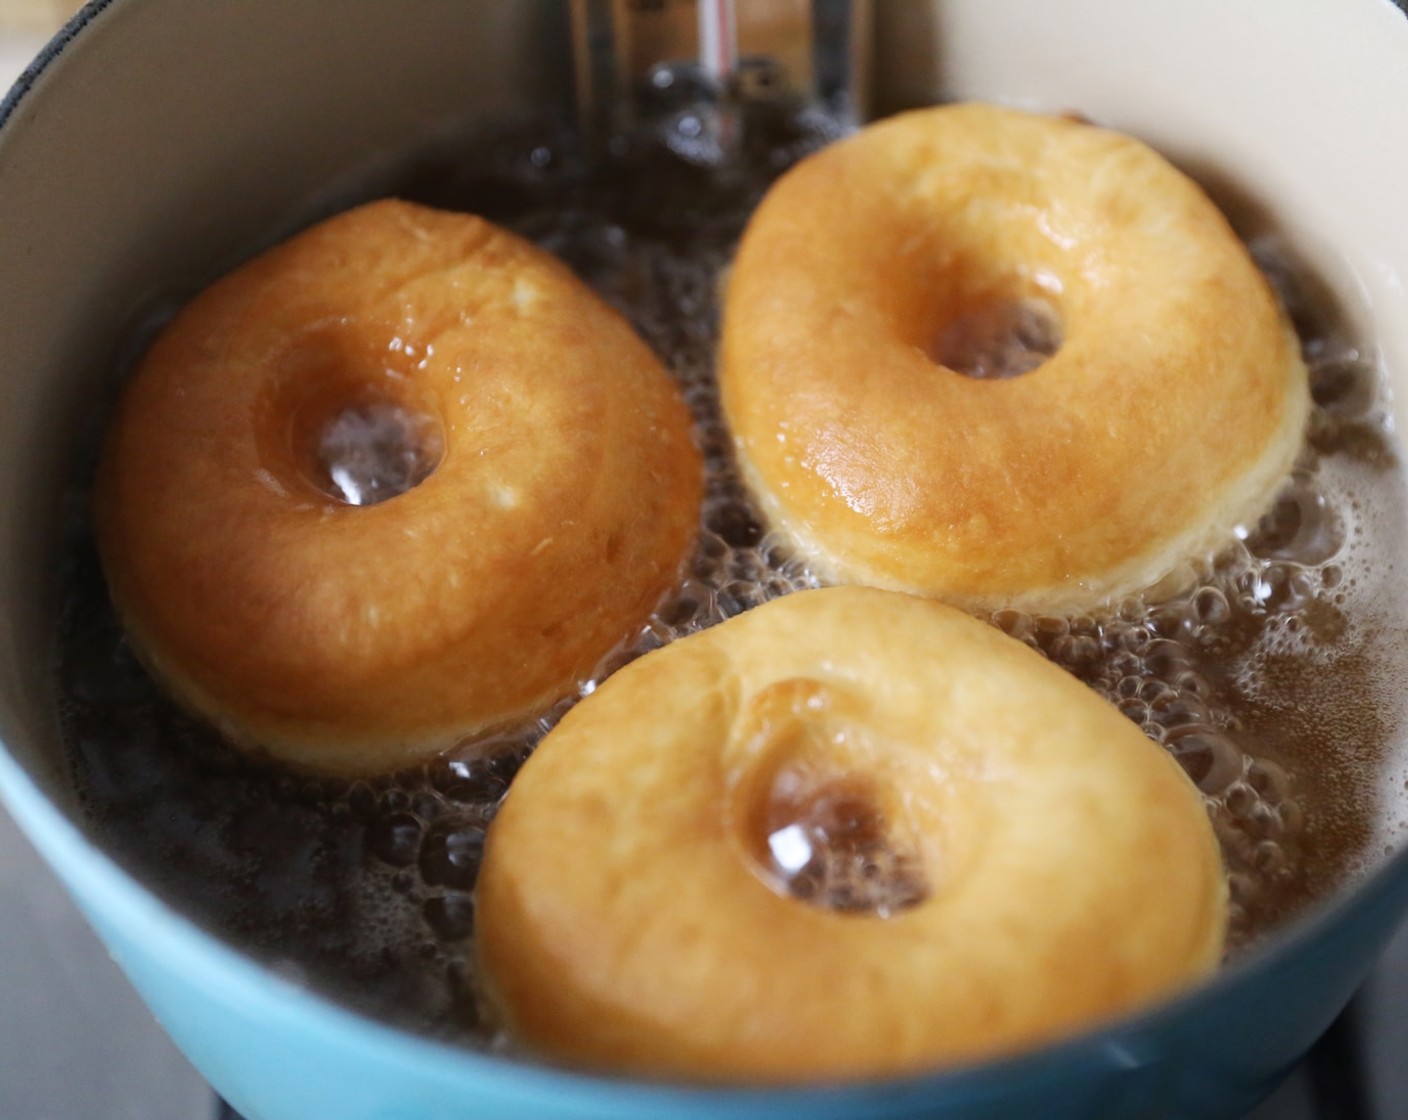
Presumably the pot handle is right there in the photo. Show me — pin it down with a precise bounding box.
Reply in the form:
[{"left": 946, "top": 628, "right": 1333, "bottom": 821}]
[{"left": 570, "top": 0, "right": 871, "bottom": 147}]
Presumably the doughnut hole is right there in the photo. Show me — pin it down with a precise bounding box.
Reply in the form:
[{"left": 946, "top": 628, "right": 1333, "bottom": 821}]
[
  {"left": 307, "top": 397, "right": 444, "bottom": 507},
  {"left": 912, "top": 231, "right": 1067, "bottom": 381},
  {"left": 933, "top": 294, "right": 1063, "bottom": 380},
  {"left": 267, "top": 328, "right": 446, "bottom": 506},
  {"left": 723, "top": 677, "right": 942, "bottom": 918}
]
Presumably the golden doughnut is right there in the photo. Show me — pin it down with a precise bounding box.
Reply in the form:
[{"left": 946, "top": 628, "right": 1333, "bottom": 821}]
[
  {"left": 721, "top": 103, "right": 1310, "bottom": 612},
  {"left": 95, "top": 199, "right": 701, "bottom": 776},
  {"left": 475, "top": 586, "right": 1227, "bottom": 1082}
]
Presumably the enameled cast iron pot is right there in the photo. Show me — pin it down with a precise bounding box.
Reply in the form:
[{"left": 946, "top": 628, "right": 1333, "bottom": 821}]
[{"left": 3, "top": 2, "right": 1408, "bottom": 1117}]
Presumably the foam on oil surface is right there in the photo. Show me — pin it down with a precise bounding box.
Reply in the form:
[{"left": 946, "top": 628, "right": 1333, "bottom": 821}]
[{"left": 56, "top": 107, "right": 1408, "bottom": 1043}]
